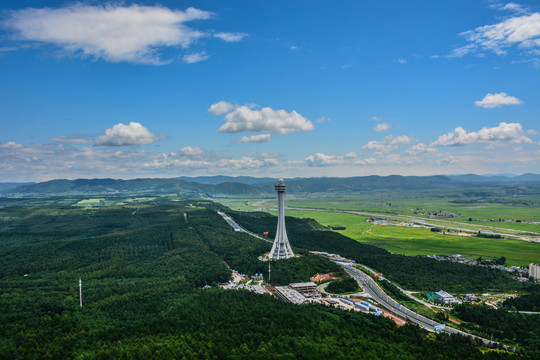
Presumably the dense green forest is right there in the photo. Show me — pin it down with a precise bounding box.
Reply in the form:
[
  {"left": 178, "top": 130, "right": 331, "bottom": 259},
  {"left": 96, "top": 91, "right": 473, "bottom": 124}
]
[
  {"left": 503, "top": 284, "right": 540, "bottom": 312},
  {"left": 451, "top": 304, "right": 540, "bottom": 356},
  {"left": 227, "top": 211, "right": 519, "bottom": 292},
  {"left": 326, "top": 277, "right": 359, "bottom": 294},
  {"left": 0, "top": 202, "right": 531, "bottom": 358}
]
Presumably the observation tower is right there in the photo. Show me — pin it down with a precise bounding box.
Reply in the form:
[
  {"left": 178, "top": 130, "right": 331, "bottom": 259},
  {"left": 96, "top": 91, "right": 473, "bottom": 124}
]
[{"left": 269, "top": 178, "right": 295, "bottom": 259}]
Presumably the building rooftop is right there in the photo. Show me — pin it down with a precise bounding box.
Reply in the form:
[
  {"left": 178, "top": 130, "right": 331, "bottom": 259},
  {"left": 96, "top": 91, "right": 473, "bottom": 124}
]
[
  {"left": 275, "top": 286, "right": 306, "bottom": 305},
  {"left": 290, "top": 282, "right": 317, "bottom": 288},
  {"left": 436, "top": 290, "right": 454, "bottom": 298}
]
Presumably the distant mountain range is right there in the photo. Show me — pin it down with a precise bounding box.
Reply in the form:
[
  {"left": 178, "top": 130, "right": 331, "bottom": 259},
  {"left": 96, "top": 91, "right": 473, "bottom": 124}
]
[{"left": 1, "top": 174, "right": 539, "bottom": 197}]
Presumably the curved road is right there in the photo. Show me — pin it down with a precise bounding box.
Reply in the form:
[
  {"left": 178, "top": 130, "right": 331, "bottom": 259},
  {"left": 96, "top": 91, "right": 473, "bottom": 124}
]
[{"left": 341, "top": 263, "right": 500, "bottom": 346}]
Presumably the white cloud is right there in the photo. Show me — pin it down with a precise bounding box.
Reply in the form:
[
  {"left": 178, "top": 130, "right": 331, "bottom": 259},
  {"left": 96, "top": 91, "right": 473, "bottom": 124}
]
[
  {"left": 374, "top": 123, "right": 390, "bottom": 132},
  {"left": 183, "top": 51, "right": 209, "bottom": 63},
  {"left": 432, "top": 122, "right": 532, "bottom": 146},
  {"left": 490, "top": 2, "right": 529, "bottom": 15},
  {"left": 439, "top": 157, "right": 457, "bottom": 166},
  {"left": 94, "top": 122, "right": 163, "bottom": 146},
  {"left": 362, "top": 135, "right": 412, "bottom": 153},
  {"left": 216, "top": 157, "right": 267, "bottom": 170},
  {"left": 474, "top": 92, "right": 523, "bottom": 108},
  {"left": 371, "top": 116, "right": 383, "bottom": 121},
  {"left": 304, "top": 152, "right": 376, "bottom": 167},
  {"left": 305, "top": 153, "right": 351, "bottom": 167},
  {"left": 405, "top": 143, "right": 438, "bottom": 155},
  {"left": 4, "top": 4, "right": 245, "bottom": 64},
  {"left": 447, "top": 44, "right": 478, "bottom": 58},
  {"left": 0, "top": 141, "right": 24, "bottom": 149},
  {"left": 316, "top": 116, "right": 332, "bottom": 124},
  {"left": 452, "top": 13, "right": 540, "bottom": 57},
  {"left": 50, "top": 135, "right": 93, "bottom": 144},
  {"left": 207, "top": 101, "right": 235, "bottom": 115},
  {"left": 213, "top": 32, "right": 248, "bottom": 42},
  {"left": 170, "top": 146, "right": 207, "bottom": 158},
  {"left": 238, "top": 134, "right": 271, "bottom": 143},
  {"left": 398, "top": 59, "right": 407, "bottom": 64},
  {"left": 355, "top": 157, "right": 376, "bottom": 165},
  {"left": 210, "top": 102, "right": 315, "bottom": 135},
  {"left": 527, "top": 129, "right": 538, "bottom": 135}
]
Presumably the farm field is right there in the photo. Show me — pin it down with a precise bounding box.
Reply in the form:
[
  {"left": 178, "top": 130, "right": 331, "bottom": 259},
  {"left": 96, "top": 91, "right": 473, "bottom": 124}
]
[
  {"left": 266, "top": 209, "right": 539, "bottom": 266},
  {"left": 219, "top": 193, "right": 540, "bottom": 267}
]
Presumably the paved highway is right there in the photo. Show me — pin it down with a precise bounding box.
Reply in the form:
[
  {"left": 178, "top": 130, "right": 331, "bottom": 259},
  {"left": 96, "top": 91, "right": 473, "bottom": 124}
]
[
  {"left": 217, "top": 211, "right": 273, "bottom": 243},
  {"left": 340, "top": 263, "right": 500, "bottom": 346},
  {"left": 355, "top": 264, "right": 451, "bottom": 310}
]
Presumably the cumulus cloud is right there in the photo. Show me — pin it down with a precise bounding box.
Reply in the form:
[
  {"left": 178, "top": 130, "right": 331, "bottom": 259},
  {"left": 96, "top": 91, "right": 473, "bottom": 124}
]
[
  {"left": 94, "top": 122, "right": 163, "bottom": 146},
  {"left": 207, "top": 101, "right": 235, "bottom": 115},
  {"left": 305, "top": 152, "right": 356, "bottom": 167},
  {"left": 238, "top": 134, "right": 271, "bottom": 143},
  {"left": 474, "top": 92, "right": 523, "bottom": 108},
  {"left": 0, "top": 141, "right": 24, "bottom": 149},
  {"left": 209, "top": 102, "right": 315, "bottom": 135},
  {"left": 3, "top": 4, "right": 245, "bottom": 64},
  {"left": 355, "top": 157, "right": 376, "bottom": 165},
  {"left": 432, "top": 122, "right": 532, "bottom": 146},
  {"left": 304, "top": 152, "right": 375, "bottom": 167},
  {"left": 362, "top": 135, "right": 412, "bottom": 153},
  {"left": 170, "top": 146, "right": 206, "bottom": 158},
  {"left": 374, "top": 123, "right": 390, "bottom": 132},
  {"left": 451, "top": 12, "right": 540, "bottom": 57},
  {"left": 183, "top": 51, "right": 209, "bottom": 63},
  {"left": 405, "top": 143, "right": 438, "bottom": 155}
]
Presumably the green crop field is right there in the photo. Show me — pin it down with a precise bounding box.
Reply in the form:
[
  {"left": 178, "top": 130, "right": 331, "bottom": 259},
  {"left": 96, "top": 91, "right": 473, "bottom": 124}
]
[{"left": 267, "top": 209, "right": 539, "bottom": 266}]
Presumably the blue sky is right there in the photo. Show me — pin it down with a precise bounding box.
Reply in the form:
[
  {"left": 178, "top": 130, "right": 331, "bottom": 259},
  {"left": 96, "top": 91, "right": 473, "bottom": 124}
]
[{"left": 0, "top": 0, "right": 539, "bottom": 181}]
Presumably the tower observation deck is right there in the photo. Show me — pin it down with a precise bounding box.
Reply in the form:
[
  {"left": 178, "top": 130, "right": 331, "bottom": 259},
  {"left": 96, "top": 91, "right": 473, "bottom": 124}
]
[{"left": 269, "top": 179, "right": 295, "bottom": 259}]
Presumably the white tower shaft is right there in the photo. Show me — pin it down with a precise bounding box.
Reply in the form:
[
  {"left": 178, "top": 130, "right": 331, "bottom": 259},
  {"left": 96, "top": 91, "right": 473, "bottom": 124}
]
[
  {"left": 269, "top": 179, "right": 295, "bottom": 259},
  {"left": 79, "top": 278, "right": 82, "bottom": 308}
]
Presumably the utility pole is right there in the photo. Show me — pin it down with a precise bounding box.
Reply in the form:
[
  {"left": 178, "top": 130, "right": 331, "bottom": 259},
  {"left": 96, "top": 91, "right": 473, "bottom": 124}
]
[{"left": 79, "top": 278, "right": 82, "bottom": 308}]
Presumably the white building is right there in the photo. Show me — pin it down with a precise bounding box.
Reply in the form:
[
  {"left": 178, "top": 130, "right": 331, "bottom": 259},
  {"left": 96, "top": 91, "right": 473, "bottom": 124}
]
[
  {"left": 275, "top": 286, "right": 306, "bottom": 305},
  {"left": 435, "top": 290, "right": 460, "bottom": 304},
  {"left": 529, "top": 263, "right": 540, "bottom": 281}
]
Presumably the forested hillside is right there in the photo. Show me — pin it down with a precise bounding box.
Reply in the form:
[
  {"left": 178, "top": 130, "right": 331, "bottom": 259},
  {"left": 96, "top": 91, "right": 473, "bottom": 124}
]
[
  {"left": 0, "top": 202, "right": 529, "bottom": 358},
  {"left": 226, "top": 211, "right": 520, "bottom": 292}
]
